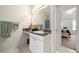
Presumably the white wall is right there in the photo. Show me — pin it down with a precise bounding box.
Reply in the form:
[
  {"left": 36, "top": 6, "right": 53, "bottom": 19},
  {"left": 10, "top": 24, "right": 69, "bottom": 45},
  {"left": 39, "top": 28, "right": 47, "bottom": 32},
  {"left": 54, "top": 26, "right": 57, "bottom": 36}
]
[
  {"left": 76, "top": 6, "right": 79, "bottom": 52},
  {"left": 0, "top": 6, "right": 31, "bottom": 22},
  {"left": 50, "top": 6, "right": 61, "bottom": 52},
  {"left": 0, "top": 6, "right": 32, "bottom": 50},
  {"left": 55, "top": 6, "right": 61, "bottom": 51},
  {"left": 32, "top": 6, "right": 50, "bottom": 29},
  {"left": 0, "top": 5, "right": 50, "bottom": 51},
  {"left": 50, "top": 6, "right": 55, "bottom": 52}
]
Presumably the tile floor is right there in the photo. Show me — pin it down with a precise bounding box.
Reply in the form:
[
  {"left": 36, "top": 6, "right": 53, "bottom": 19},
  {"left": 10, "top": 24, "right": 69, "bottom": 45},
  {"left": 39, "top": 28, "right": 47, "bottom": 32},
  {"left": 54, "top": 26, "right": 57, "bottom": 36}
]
[
  {"left": 0, "top": 38, "right": 31, "bottom": 53},
  {"left": 56, "top": 46, "right": 76, "bottom": 53}
]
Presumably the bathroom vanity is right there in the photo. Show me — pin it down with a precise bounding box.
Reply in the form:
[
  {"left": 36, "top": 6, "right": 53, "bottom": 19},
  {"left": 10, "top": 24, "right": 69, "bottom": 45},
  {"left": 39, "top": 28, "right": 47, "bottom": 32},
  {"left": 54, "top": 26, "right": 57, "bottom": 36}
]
[{"left": 23, "top": 29, "right": 51, "bottom": 53}]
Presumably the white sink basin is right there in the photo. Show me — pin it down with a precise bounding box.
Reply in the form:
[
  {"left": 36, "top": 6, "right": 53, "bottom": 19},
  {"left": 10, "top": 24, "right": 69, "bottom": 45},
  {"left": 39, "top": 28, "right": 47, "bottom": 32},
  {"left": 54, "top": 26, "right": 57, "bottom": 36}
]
[{"left": 33, "top": 31, "right": 45, "bottom": 34}]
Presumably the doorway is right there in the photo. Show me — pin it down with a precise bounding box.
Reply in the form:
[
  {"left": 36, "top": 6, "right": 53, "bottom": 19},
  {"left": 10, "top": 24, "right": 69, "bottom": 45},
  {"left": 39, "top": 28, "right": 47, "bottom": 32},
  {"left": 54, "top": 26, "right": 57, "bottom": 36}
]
[{"left": 60, "top": 6, "right": 76, "bottom": 50}]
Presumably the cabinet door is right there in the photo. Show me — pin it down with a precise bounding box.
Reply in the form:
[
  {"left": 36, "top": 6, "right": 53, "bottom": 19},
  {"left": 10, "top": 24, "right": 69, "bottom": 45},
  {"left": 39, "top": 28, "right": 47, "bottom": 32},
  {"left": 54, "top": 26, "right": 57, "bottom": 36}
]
[
  {"left": 30, "top": 34, "right": 43, "bottom": 53},
  {"left": 35, "top": 38, "right": 43, "bottom": 53},
  {"left": 30, "top": 36, "right": 36, "bottom": 53}
]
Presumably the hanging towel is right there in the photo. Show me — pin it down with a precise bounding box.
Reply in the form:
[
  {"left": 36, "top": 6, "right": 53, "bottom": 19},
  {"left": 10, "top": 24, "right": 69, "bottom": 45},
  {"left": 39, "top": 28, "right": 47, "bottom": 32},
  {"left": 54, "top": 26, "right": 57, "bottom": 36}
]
[
  {"left": 0, "top": 22, "right": 2, "bottom": 37},
  {"left": 1, "top": 21, "right": 12, "bottom": 38}
]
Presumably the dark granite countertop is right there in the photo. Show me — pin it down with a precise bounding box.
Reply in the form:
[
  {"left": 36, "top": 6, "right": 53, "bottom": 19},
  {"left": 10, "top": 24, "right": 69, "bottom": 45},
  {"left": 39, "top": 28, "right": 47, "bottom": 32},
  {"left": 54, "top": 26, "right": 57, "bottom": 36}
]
[{"left": 23, "top": 29, "right": 51, "bottom": 36}]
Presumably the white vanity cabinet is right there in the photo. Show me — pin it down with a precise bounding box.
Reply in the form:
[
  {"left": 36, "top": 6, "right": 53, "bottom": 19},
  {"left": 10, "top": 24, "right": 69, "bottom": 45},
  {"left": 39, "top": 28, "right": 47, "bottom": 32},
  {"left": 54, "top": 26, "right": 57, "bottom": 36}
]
[{"left": 29, "top": 33, "right": 51, "bottom": 53}]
